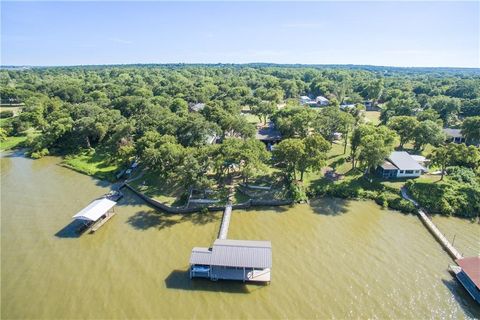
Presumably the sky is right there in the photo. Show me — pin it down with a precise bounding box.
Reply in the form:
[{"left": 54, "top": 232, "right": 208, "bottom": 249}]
[{"left": 1, "top": 1, "right": 479, "bottom": 68}]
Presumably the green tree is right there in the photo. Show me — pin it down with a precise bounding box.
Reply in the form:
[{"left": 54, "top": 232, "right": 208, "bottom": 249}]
[
  {"left": 357, "top": 125, "right": 397, "bottom": 173},
  {"left": 429, "top": 95, "right": 461, "bottom": 125},
  {"left": 461, "top": 116, "right": 480, "bottom": 145},
  {"left": 238, "top": 138, "right": 270, "bottom": 182},
  {"left": 251, "top": 101, "right": 276, "bottom": 124},
  {"left": 387, "top": 116, "right": 419, "bottom": 148},
  {"left": 273, "top": 138, "right": 305, "bottom": 181},
  {"left": 365, "top": 79, "right": 384, "bottom": 109},
  {"left": 429, "top": 144, "right": 454, "bottom": 180},
  {"left": 315, "top": 107, "right": 353, "bottom": 146},
  {"left": 413, "top": 120, "right": 445, "bottom": 151},
  {"left": 297, "top": 134, "right": 330, "bottom": 180}
]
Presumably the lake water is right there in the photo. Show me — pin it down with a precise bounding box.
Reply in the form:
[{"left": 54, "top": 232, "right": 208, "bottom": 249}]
[{"left": 1, "top": 150, "right": 479, "bottom": 319}]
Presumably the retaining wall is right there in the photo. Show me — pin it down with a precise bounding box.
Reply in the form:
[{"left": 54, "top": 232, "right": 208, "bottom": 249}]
[{"left": 121, "top": 183, "right": 293, "bottom": 214}]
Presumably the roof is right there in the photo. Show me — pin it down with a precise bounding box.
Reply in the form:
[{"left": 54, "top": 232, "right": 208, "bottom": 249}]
[
  {"left": 456, "top": 257, "right": 480, "bottom": 289},
  {"left": 315, "top": 96, "right": 329, "bottom": 102},
  {"left": 256, "top": 122, "right": 282, "bottom": 141},
  {"left": 189, "top": 239, "right": 272, "bottom": 269},
  {"left": 443, "top": 128, "right": 463, "bottom": 138},
  {"left": 300, "top": 95, "right": 310, "bottom": 100},
  {"left": 190, "top": 247, "right": 212, "bottom": 265},
  {"left": 388, "top": 151, "right": 425, "bottom": 171},
  {"left": 380, "top": 160, "right": 398, "bottom": 170},
  {"left": 190, "top": 103, "right": 205, "bottom": 112},
  {"left": 72, "top": 198, "right": 116, "bottom": 221},
  {"left": 411, "top": 155, "right": 429, "bottom": 163}
]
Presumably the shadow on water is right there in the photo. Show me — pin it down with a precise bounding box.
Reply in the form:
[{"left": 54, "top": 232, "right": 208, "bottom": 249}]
[
  {"left": 126, "top": 209, "right": 221, "bottom": 231},
  {"left": 182, "top": 211, "right": 218, "bottom": 225},
  {"left": 55, "top": 220, "right": 85, "bottom": 238},
  {"left": 165, "top": 269, "right": 267, "bottom": 294},
  {"left": 309, "top": 197, "right": 350, "bottom": 216},
  {"left": 1, "top": 148, "right": 27, "bottom": 158},
  {"left": 442, "top": 278, "right": 480, "bottom": 318},
  {"left": 244, "top": 205, "right": 291, "bottom": 214},
  {"left": 126, "top": 210, "right": 179, "bottom": 230}
]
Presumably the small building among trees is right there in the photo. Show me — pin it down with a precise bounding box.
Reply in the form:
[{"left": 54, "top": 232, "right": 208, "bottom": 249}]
[
  {"left": 443, "top": 128, "right": 466, "bottom": 144},
  {"left": 256, "top": 122, "right": 282, "bottom": 150}
]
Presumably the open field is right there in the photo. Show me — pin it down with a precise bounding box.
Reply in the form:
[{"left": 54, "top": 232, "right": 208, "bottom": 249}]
[{"left": 364, "top": 111, "right": 381, "bottom": 125}]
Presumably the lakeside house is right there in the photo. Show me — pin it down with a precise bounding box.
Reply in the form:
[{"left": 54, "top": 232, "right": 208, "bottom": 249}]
[
  {"left": 190, "top": 239, "right": 272, "bottom": 282},
  {"left": 256, "top": 121, "right": 282, "bottom": 150},
  {"left": 376, "top": 151, "right": 427, "bottom": 179},
  {"left": 443, "top": 128, "right": 466, "bottom": 144}
]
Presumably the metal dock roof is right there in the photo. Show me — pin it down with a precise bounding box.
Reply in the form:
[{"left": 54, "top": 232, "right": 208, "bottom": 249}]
[{"left": 189, "top": 239, "right": 272, "bottom": 269}]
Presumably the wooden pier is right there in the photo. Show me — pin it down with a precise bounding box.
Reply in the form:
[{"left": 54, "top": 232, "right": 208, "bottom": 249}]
[
  {"left": 217, "top": 203, "right": 232, "bottom": 240},
  {"left": 416, "top": 208, "right": 463, "bottom": 260},
  {"left": 401, "top": 188, "right": 463, "bottom": 260}
]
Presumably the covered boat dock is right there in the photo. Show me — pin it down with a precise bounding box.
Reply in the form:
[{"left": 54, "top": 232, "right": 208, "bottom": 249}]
[
  {"left": 190, "top": 239, "right": 272, "bottom": 282},
  {"left": 72, "top": 198, "right": 117, "bottom": 234},
  {"left": 452, "top": 257, "right": 480, "bottom": 304}
]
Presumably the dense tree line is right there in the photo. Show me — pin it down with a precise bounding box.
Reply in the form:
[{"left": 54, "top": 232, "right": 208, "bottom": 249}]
[{"left": 1, "top": 65, "right": 479, "bottom": 194}]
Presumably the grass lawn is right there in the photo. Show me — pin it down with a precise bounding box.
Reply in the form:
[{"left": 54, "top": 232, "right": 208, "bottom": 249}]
[
  {"left": 128, "top": 170, "right": 190, "bottom": 206},
  {"left": 242, "top": 113, "right": 262, "bottom": 124},
  {"left": 0, "top": 128, "right": 39, "bottom": 152},
  {"left": 0, "top": 135, "right": 27, "bottom": 152},
  {"left": 0, "top": 117, "right": 13, "bottom": 127},
  {"left": 301, "top": 141, "right": 352, "bottom": 189},
  {"left": 0, "top": 106, "right": 23, "bottom": 116},
  {"left": 62, "top": 148, "right": 118, "bottom": 181},
  {"left": 364, "top": 111, "right": 381, "bottom": 125}
]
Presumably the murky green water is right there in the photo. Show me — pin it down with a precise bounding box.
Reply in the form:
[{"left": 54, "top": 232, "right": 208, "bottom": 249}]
[{"left": 1, "top": 151, "right": 479, "bottom": 319}]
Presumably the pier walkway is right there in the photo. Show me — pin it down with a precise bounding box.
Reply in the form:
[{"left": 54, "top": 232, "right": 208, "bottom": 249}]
[
  {"left": 217, "top": 203, "right": 232, "bottom": 240},
  {"left": 401, "top": 188, "right": 463, "bottom": 260}
]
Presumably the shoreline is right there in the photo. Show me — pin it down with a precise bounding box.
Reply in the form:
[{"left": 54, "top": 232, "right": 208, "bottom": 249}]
[{"left": 4, "top": 146, "right": 478, "bottom": 221}]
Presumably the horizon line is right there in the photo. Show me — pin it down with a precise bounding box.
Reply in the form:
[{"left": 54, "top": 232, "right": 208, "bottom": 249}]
[{"left": 1, "top": 62, "right": 479, "bottom": 70}]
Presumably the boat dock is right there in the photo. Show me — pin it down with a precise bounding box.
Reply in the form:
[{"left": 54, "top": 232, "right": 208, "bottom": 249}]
[
  {"left": 89, "top": 210, "right": 116, "bottom": 233},
  {"left": 217, "top": 203, "right": 232, "bottom": 240},
  {"left": 72, "top": 192, "right": 122, "bottom": 235},
  {"left": 190, "top": 196, "right": 273, "bottom": 283},
  {"left": 401, "top": 188, "right": 463, "bottom": 260}
]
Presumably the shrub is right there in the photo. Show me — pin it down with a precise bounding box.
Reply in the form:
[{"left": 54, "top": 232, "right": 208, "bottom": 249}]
[
  {"left": 0, "top": 110, "right": 14, "bottom": 118},
  {"left": 289, "top": 182, "right": 308, "bottom": 202},
  {"left": 30, "top": 148, "right": 49, "bottom": 159},
  {"left": 446, "top": 166, "right": 478, "bottom": 185},
  {"left": 407, "top": 180, "right": 480, "bottom": 218},
  {"left": 388, "top": 196, "right": 416, "bottom": 213}
]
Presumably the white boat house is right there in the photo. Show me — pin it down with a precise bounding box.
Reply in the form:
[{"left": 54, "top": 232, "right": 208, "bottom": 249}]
[
  {"left": 190, "top": 239, "right": 272, "bottom": 283},
  {"left": 72, "top": 198, "right": 117, "bottom": 233}
]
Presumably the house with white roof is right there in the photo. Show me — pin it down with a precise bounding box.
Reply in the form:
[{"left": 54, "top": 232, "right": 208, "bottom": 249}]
[
  {"left": 300, "top": 96, "right": 311, "bottom": 104},
  {"left": 376, "top": 151, "right": 427, "bottom": 179},
  {"left": 443, "top": 128, "right": 466, "bottom": 144},
  {"left": 315, "top": 96, "right": 329, "bottom": 106}
]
